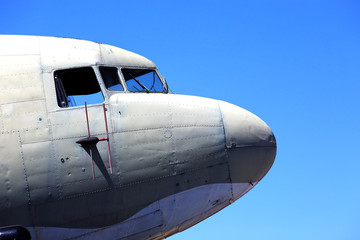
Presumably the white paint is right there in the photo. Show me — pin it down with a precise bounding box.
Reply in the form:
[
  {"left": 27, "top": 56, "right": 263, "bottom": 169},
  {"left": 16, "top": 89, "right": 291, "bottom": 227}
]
[{"left": 28, "top": 183, "right": 253, "bottom": 240}]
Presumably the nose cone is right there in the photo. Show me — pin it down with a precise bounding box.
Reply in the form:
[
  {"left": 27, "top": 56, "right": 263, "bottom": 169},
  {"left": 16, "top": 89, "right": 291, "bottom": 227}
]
[{"left": 219, "top": 101, "right": 276, "bottom": 184}]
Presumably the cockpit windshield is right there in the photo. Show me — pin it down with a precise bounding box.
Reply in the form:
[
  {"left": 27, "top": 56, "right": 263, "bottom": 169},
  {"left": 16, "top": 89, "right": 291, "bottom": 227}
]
[
  {"left": 100, "top": 67, "right": 124, "bottom": 91},
  {"left": 122, "top": 68, "right": 167, "bottom": 93}
]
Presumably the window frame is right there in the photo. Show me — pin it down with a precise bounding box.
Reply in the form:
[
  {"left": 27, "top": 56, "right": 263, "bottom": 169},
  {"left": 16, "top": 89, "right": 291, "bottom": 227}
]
[
  {"left": 52, "top": 66, "right": 107, "bottom": 109},
  {"left": 52, "top": 65, "right": 169, "bottom": 109},
  {"left": 119, "top": 67, "right": 168, "bottom": 93},
  {"left": 97, "top": 66, "right": 125, "bottom": 94}
]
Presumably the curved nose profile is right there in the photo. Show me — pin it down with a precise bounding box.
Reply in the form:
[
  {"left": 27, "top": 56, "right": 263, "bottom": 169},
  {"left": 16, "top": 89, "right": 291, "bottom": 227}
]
[{"left": 219, "top": 101, "right": 277, "bottom": 184}]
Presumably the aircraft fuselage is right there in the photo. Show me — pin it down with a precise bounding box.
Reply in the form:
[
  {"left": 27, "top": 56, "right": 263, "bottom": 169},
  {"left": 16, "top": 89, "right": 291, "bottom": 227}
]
[{"left": 0, "top": 35, "right": 276, "bottom": 240}]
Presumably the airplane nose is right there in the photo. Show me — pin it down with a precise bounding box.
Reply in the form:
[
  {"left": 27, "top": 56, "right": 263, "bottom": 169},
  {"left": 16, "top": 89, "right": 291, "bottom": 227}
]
[{"left": 219, "top": 101, "right": 277, "bottom": 184}]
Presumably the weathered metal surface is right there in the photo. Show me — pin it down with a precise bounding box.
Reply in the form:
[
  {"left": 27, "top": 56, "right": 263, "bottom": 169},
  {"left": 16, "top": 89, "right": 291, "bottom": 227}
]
[{"left": 0, "top": 35, "right": 276, "bottom": 240}]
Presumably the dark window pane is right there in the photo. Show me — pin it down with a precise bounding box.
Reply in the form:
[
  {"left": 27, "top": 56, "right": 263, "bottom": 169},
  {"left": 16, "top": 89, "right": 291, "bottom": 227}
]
[
  {"left": 54, "top": 67, "right": 104, "bottom": 108},
  {"left": 99, "top": 66, "right": 124, "bottom": 91},
  {"left": 122, "top": 68, "right": 166, "bottom": 93}
]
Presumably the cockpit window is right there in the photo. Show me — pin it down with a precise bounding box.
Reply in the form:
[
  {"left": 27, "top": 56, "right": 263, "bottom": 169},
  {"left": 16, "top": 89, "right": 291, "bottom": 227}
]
[
  {"left": 122, "top": 68, "right": 167, "bottom": 93},
  {"left": 54, "top": 67, "right": 104, "bottom": 108},
  {"left": 99, "top": 66, "right": 124, "bottom": 91}
]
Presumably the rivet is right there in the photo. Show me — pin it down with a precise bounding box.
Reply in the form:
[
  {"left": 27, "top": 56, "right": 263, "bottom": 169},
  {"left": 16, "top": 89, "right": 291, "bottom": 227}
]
[{"left": 164, "top": 130, "right": 172, "bottom": 139}]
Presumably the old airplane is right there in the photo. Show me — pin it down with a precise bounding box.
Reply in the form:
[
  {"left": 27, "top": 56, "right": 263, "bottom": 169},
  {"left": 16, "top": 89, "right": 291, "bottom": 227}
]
[{"left": 0, "top": 35, "right": 276, "bottom": 240}]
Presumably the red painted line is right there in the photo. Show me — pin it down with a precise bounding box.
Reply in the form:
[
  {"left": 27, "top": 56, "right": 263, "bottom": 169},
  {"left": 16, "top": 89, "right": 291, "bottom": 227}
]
[{"left": 85, "top": 101, "right": 90, "bottom": 137}]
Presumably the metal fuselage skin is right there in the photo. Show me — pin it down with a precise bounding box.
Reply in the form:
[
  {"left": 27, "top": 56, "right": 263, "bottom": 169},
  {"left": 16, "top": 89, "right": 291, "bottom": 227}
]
[{"left": 0, "top": 36, "right": 276, "bottom": 240}]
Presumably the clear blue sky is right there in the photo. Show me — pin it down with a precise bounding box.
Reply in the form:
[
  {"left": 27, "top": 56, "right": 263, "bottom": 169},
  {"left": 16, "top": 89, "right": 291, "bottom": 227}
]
[{"left": 1, "top": 1, "right": 359, "bottom": 239}]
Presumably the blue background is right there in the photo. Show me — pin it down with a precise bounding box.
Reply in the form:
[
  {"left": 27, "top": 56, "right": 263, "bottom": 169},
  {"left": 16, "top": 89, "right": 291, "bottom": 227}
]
[{"left": 1, "top": 1, "right": 359, "bottom": 239}]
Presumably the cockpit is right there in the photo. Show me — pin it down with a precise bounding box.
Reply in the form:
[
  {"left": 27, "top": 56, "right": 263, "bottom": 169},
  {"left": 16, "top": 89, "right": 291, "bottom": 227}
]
[{"left": 54, "top": 66, "right": 168, "bottom": 108}]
